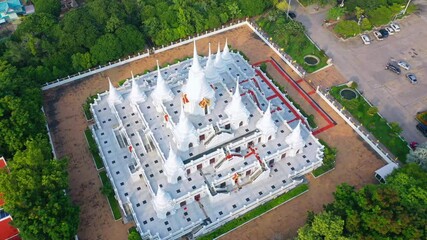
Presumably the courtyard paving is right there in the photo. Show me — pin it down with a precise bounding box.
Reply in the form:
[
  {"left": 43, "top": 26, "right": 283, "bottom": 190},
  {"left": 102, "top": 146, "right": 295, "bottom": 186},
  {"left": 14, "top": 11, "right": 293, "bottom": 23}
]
[{"left": 43, "top": 25, "right": 385, "bottom": 240}]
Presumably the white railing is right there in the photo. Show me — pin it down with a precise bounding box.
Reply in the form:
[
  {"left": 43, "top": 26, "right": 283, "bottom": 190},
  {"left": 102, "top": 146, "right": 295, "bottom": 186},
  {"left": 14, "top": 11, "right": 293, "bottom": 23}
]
[
  {"left": 41, "top": 106, "right": 57, "bottom": 159},
  {"left": 316, "top": 87, "right": 397, "bottom": 164},
  {"left": 41, "top": 20, "right": 308, "bottom": 91}
]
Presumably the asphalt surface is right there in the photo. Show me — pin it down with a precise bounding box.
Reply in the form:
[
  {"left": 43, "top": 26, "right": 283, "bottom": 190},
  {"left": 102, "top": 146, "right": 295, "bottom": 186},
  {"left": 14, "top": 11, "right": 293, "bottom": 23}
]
[{"left": 292, "top": 1, "right": 427, "bottom": 144}]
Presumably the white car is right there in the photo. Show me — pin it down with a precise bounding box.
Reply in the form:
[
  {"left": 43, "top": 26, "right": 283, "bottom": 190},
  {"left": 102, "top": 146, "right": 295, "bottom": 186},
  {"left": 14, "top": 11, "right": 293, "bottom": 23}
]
[
  {"left": 390, "top": 23, "right": 400, "bottom": 32},
  {"left": 397, "top": 60, "right": 410, "bottom": 70},
  {"left": 361, "top": 34, "right": 371, "bottom": 45},
  {"left": 385, "top": 26, "right": 395, "bottom": 35},
  {"left": 406, "top": 73, "right": 417, "bottom": 84},
  {"left": 373, "top": 31, "right": 383, "bottom": 41}
]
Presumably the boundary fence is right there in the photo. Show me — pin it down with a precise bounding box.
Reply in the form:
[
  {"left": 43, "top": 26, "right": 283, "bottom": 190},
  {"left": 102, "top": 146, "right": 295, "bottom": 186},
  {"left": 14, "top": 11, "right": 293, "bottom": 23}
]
[{"left": 316, "top": 87, "right": 397, "bottom": 164}]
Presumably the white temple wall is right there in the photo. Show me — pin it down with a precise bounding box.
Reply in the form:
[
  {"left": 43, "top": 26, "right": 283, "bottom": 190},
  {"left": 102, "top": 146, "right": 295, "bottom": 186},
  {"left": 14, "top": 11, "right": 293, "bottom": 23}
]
[
  {"left": 226, "top": 131, "right": 262, "bottom": 154},
  {"left": 174, "top": 185, "right": 209, "bottom": 208},
  {"left": 183, "top": 148, "right": 225, "bottom": 175}
]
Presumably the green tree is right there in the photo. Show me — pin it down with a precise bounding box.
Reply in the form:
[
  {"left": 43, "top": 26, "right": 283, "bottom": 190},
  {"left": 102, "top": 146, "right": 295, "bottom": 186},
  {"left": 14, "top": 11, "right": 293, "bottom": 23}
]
[
  {"left": 300, "top": 164, "right": 427, "bottom": 239},
  {"left": 276, "top": 1, "right": 290, "bottom": 12},
  {"left": 90, "top": 33, "right": 123, "bottom": 64},
  {"left": 32, "top": 0, "right": 61, "bottom": 17},
  {"left": 71, "top": 52, "right": 93, "bottom": 72},
  {"left": 334, "top": 20, "right": 361, "bottom": 38},
  {"left": 368, "top": 5, "right": 393, "bottom": 26},
  {"left": 326, "top": 7, "right": 346, "bottom": 21},
  {"left": 367, "top": 106, "right": 378, "bottom": 116},
  {"left": 239, "top": 0, "right": 267, "bottom": 16},
  {"left": 0, "top": 138, "right": 79, "bottom": 239},
  {"left": 59, "top": 9, "right": 101, "bottom": 52},
  {"left": 227, "top": 1, "right": 241, "bottom": 18},
  {"left": 355, "top": 6, "right": 365, "bottom": 20},
  {"left": 360, "top": 18, "right": 372, "bottom": 30},
  {"left": 115, "top": 25, "right": 146, "bottom": 55},
  {"left": 106, "top": 15, "right": 124, "bottom": 33},
  {"left": 298, "top": 211, "right": 347, "bottom": 240}
]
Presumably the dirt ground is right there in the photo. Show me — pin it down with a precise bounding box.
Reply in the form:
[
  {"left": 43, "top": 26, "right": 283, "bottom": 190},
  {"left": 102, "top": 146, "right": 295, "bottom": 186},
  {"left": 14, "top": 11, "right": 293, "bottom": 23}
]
[{"left": 43, "top": 25, "right": 385, "bottom": 240}]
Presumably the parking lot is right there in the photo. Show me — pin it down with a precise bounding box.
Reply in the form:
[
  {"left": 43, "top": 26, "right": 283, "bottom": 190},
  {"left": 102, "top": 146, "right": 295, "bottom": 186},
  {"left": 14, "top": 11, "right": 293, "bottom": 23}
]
[{"left": 296, "top": 5, "right": 427, "bottom": 144}]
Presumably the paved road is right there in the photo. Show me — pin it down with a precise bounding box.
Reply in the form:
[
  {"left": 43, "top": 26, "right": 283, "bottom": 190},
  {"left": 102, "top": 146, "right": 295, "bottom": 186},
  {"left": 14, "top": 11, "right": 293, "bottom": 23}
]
[{"left": 292, "top": 1, "right": 427, "bottom": 144}]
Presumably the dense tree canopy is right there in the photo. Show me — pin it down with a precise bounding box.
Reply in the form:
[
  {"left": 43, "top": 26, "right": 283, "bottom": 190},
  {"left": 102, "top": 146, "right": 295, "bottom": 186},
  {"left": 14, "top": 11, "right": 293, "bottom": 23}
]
[
  {"left": 32, "top": 0, "right": 62, "bottom": 17},
  {"left": 298, "top": 163, "right": 427, "bottom": 239},
  {"left": 1, "top": 0, "right": 273, "bottom": 85},
  {"left": 0, "top": 138, "right": 79, "bottom": 240}
]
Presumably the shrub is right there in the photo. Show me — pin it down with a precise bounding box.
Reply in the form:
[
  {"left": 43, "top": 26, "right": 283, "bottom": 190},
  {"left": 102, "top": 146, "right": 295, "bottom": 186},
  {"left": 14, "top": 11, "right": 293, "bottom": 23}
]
[
  {"left": 327, "top": 7, "right": 346, "bottom": 21},
  {"left": 367, "top": 106, "right": 378, "bottom": 116},
  {"left": 83, "top": 95, "right": 98, "bottom": 120},
  {"left": 389, "top": 122, "right": 402, "bottom": 135},
  {"left": 276, "top": 1, "right": 290, "bottom": 11},
  {"left": 334, "top": 20, "right": 361, "bottom": 38},
  {"left": 368, "top": 6, "right": 393, "bottom": 26},
  {"left": 360, "top": 18, "right": 373, "bottom": 31}
]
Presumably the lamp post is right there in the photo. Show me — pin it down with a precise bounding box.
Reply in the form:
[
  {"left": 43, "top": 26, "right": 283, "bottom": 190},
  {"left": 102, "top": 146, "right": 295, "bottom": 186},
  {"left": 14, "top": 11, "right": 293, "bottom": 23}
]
[
  {"left": 287, "top": 0, "right": 292, "bottom": 19},
  {"left": 402, "top": 0, "right": 412, "bottom": 15}
]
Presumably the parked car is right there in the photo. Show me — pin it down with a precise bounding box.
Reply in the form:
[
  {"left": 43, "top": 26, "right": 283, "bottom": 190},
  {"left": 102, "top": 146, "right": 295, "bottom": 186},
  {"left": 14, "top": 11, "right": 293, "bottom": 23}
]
[
  {"left": 360, "top": 34, "right": 371, "bottom": 45},
  {"left": 397, "top": 60, "right": 410, "bottom": 70},
  {"left": 287, "top": 11, "right": 297, "bottom": 19},
  {"left": 373, "top": 31, "right": 383, "bottom": 40},
  {"left": 385, "top": 26, "right": 395, "bottom": 35},
  {"left": 390, "top": 22, "right": 401, "bottom": 32},
  {"left": 416, "top": 123, "right": 427, "bottom": 137},
  {"left": 385, "top": 63, "right": 401, "bottom": 75},
  {"left": 406, "top": 73, "right": 417, "bottom": 84},
  {"left": 379, "top": 29, "right": 389, "bottom": 38}
]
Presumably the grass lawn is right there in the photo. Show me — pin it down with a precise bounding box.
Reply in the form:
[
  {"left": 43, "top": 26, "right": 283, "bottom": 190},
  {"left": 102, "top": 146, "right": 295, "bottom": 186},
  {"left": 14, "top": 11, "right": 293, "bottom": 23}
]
[
  {"left": 257, "top": 13, "right": 328, "bottom": 73},
  {"left": 82, "top": 94, "right": 98, "bottom": 120},
  {"left": 312, "top": 139, "right": 337, "bottom": 177},
  {"left": 84, "top": 128, "right": 104, "bottom": 169},
  {"left": 128, "top": 227, "right": 142, "bottom": 240},
  {"left": 99, "top": 171, "right": 122, "bottom": 220},
  {"left": 330, "top": 85, "right": 409, "bottom": 162},
  {"left": 198, "top": 184, "right": 309, "bottom": 240}
]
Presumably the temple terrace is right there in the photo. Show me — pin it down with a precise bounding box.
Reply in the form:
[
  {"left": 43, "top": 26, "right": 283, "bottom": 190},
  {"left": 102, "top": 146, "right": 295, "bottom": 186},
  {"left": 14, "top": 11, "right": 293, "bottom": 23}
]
[{"left": 89, "top": 41, "right": 324, "bottom": 239}]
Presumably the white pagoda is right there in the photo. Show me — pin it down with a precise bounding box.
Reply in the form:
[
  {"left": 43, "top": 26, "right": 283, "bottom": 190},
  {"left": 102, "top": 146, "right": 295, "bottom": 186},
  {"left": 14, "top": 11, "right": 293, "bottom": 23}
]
[
  {"left": 182, "top": 42, "right": 216, "bottom": 116},
  {"left": 90, "top": 40, "right": 324, "bottom": 240}
]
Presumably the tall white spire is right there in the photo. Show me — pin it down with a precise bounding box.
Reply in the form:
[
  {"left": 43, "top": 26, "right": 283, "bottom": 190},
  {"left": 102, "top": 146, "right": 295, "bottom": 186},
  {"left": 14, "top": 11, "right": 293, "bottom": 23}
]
[
  {"left": 191, "top": 40, "right": 203, "bottom": 72},
  {"left": 222, "top": 38, "right": 233, "bottom": 63},
  {"left": 164, "top": 145, "right": 185, "bottom": 184},
  {"left": 182, "top": 41, "right": 216, "bottom": 116},
  {"left": 151, "top": 60, "right": 174, "bottom": 106},
  {"left": 173, "top": 110, "right": 198, "bottom": 151},
  {"left": 152, "top": 186, "right": 175, "bottom": 219},
  {"left": 224, "top": 80, "right": 250, "bottom": 129},
  {"left": 107, "top": 78, "right": 123, "bottom": 108},
  {"left": 285, "top": 121, "right": 305, "bottom": 154},
  {"left": 214, "top": 42, "right": 227, "bottom": 72},
  {"left": 128, "top": 72, "right": 147, "bottom": 105},
  {"left": 205, "top": 43, "right": 221, "bottom": 83},
  {"left": 256, "top": 102, "right": 278, "bottom": 143}
]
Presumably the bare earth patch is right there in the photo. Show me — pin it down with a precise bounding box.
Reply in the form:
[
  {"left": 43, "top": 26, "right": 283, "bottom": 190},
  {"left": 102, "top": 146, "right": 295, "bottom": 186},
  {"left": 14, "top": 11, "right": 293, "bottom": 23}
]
[{"left": 43, "top": 25, "right": 384, "bottom": 240}]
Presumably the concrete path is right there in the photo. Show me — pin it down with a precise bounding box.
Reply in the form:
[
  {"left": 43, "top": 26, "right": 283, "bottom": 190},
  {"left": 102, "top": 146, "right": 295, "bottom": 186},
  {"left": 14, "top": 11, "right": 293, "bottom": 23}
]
[{"left": 292, "top": 1, "right": 427, "bottom": 144}]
